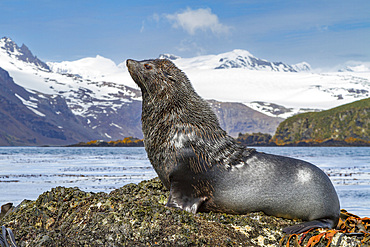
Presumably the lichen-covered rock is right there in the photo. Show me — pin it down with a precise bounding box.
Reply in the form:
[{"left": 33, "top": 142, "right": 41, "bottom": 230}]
[{"left": 0, "top": 178, "right": 367, "bottom": 246}]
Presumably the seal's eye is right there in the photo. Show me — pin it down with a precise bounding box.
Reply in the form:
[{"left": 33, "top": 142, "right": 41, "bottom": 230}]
[{"left": 144, "top": 64, "right": 152, "bottom": 70}]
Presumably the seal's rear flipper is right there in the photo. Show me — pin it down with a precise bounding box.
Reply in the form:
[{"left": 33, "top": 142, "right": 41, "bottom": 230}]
[
  {"left": 166, "top": 183, "right": 207, "bottom": 214},
  {"left": 283, "top": 219, "right": 336, "bottom": 234}
]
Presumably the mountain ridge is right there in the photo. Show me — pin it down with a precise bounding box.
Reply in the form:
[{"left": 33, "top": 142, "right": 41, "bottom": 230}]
[
  {"left": 160, "top": 49, "right": 310, "bottom": 72},
  {"left": 0, "top": 37, "right": 50, "bottom": 71},
  {"left": 0, "top": 37, "right": 285, "bottom": 145},
  {"left": 0, "top": 67, "right": 98, "bottom": 145},
  {"left": 1, "top": 37, "right": 370, "bottom": 145}
]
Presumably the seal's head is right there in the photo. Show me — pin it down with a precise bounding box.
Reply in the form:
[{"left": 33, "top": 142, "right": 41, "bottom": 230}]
[{"left": 126, "top": 59, "right": 198, "bottom": 106}]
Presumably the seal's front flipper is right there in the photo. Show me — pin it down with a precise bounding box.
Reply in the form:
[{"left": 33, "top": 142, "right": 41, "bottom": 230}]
[
  {"left": 283, "top": 219, "right": 336, "bottom": 234},
  {"left": 166, "top": 183, "right": 207, "bottom": 214}
]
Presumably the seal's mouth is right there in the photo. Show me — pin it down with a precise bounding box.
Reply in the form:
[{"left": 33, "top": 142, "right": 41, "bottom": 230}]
[{"left": 126, "top": 59, "right": 135, "bottom": 70}]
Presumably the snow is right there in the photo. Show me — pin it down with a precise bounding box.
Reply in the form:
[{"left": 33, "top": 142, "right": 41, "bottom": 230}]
[
  {"left": 15, "top": 93, "right": 46, "bottom": 117},
  {"left": 340, "top": 61, "right": 370, "bottom": 73},
  {"left": 1, "top": 43, "right": 141, "bottom": 121},
  {"left": 15, "top": 94, "right": 38, "bottom": 108},
  {"left": 29, "top": 96, "right": 38, "bottom": 101},
  {"left": 47, "top": 55, "right": 132, "bottom": 88},
  {"left": 28, "top": 107, "right": 46, "bottom": 117},
  {"left": 125, "top": 50, "right": 369, "bottom": 112},
  {"left": 292, "top": 62, "right": 311, "bottom": 72},
  {"left": 181, "top": 68, "right": 370, "bottom": 109},
  {"left": 169, "top": 49, "right": 293, "bottom": 71},
  {"left": 110, "top": 123, "right": 123, "bottom": 129},
  {"left": 1, "top": 38, "right": 370, "bottom": 119}
]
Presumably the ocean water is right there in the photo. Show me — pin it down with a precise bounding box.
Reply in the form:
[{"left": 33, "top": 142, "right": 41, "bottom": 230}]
[
  {"left": 0, "top": 146, "right": 369, "bottom": 217},
  {"left": 0, "top": 147, "right": 155, "bottom": 206}
]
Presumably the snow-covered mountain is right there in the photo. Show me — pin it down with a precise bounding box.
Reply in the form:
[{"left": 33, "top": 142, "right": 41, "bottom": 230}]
[
  {"left": 0, "top": 37, "right": 143, "bottom": 145},
  {"left": 1, "top": 36, "right": 369, "bottom": 145},
  {"left": 164, "top": 52, "right": 369, "bottom": 114},
  {"left": 244, "top": 101, "right": 321, "bottom": 119},
  {"left": 215, "top": 49, "right": 297, "bottom": 71},
  {"left": 0, "top": 67, "right": 98, "bottom": 146},
  {"left": 0, "top": 37, "right": 50, "bottom": 71},
  {"left": 160, "top": 49, "right": 308, "bottom": 72},
  {"left": 339, "top": 62, "right": 370, "bottom": 73},
  {"left": 48, "top": 47, "right": 370, "bottom": 114},
  {"left": 47, "top": 56, "right": 133, "bottom": 86},
  {"left": 292, "top": 62, "right": 311, "bottom": 72},
  {"left": 156, "top": 51, "right": 369, "bottom": 116},
  {"left": 0, "top": 37, "right": 284, "bottom": 145}
]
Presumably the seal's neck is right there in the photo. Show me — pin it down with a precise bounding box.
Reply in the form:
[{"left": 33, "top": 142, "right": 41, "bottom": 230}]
[
  {"left": 141, "top": 93, "right": 221, "bottom": 135},
  {"left": 141, "top": 95, "right": 248, "bottom": 170}
]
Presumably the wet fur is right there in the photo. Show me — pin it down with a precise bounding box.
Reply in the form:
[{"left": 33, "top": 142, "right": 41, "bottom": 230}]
[{"left": 127, "top": 58, "right": 340, "bottom": 234}]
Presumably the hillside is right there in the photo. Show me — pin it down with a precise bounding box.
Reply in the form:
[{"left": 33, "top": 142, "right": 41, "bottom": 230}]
[
  {"left": 2, "top": 36, "right": 370, "bottom": 145},
  {"left": 0, "top": 37, "right": 289, "bottom": 145},
  {"left": 209, "top": 100, "right": 283, "bottom": 136},
  {"left": 0, "top": 67, "right": 97, "bottom": 146},
  {"left": 273, "top": 98, "right": 370, "bottom": 146}
]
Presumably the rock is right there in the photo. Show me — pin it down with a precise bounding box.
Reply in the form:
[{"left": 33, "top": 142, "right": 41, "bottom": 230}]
[
  {"left": 0, "top": 178, "right": 367, "bottom": 246},
  {"left": 0, "top": 203, "right": 13, "bottom": 219}
]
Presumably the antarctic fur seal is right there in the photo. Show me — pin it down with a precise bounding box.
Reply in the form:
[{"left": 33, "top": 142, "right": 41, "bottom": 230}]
[{"left": 126, "top": 58, "right": 340, "bottom": 234}]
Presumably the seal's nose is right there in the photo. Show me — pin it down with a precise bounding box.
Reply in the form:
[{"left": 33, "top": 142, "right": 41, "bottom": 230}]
[
  {"left": 126, "top": 59, "right": 133, "bottom": 67},
  {"left": 126, "top": 59, "right": 139, "bottom": 66}
]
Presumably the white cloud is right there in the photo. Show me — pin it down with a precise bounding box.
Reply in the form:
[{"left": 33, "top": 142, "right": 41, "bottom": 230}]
[
  {"left": 176, "top": 39, "right": 206, "bottom": 55},
  {"left": 165, "top": 8, "right": 230, "bottom": 35}
]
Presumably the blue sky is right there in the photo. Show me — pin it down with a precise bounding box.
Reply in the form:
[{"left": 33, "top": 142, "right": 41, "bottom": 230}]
[{"left": 1, "top": 0, "right": 370, "bottom": 69}]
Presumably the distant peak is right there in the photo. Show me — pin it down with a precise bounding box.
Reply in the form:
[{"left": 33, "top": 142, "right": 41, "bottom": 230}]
[
  {"left": 230, "top": 49, "right": 255, "bottom": 58},
  {"left": 0, "top": 37, "right": 18, "bottom": 52},
  {"left": 0, "top": 36, "right": 15, "bottom": 43},
  {"left": 215, "top": 49, "right": 297, "bottom": 72},
  {"left": 0, "top": 37, "right": 50, "bottom": 71},
  {"left": 293, "top": 62, "right": 311, "bottom": 72},
  {"left": 338, "top": 62, "right": 370, "bottom": 73},
  {"left": 158, "top": 54, "right": 181, "bottom": 60}
]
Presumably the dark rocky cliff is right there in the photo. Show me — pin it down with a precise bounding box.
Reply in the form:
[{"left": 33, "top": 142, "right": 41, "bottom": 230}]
[{"left": 208, "top": 100, "right": 283, "bottom": 137}]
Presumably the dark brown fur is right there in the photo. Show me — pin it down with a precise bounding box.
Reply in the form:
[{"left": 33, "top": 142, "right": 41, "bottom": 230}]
[
  {"left": 127, "top": 58, "right": 254, "bottom": 189},
  {"left": 127, "top": 58, "right": 340, "bottom": 234}
]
